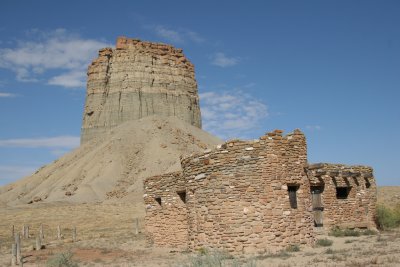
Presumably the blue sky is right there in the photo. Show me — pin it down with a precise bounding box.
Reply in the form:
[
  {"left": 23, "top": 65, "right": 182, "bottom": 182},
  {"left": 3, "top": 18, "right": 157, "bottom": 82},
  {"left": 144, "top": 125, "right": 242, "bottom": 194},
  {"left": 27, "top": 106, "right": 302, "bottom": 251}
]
[{"left": 0, "top": 0, "right": 399, "bottom": 186}]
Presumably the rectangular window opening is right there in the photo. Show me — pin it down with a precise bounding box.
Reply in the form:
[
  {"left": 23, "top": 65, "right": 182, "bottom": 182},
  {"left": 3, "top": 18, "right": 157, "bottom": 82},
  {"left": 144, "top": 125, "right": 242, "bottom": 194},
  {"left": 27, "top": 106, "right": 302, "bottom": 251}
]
[
  {"left": 288, "top": 185, "right": 299, "bottom": 209},
  {"left": 365, "top": 178, "right": 371, "bottom": 189},
  {"left": 154, "top": 197, "right": 162, "bottom": 206},
  {"left": 336, "top": 187, "right": 351, "bottom": 199},
  {"left": 177, "top": 191, "right": 187, "bottom": 203}
]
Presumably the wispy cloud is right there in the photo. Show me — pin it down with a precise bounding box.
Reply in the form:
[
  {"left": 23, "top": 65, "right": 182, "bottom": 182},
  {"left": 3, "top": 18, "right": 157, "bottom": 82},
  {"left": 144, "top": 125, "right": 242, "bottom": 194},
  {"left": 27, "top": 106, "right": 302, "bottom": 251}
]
[
  {"left": 211, "top": 52, "right": 239, "bottom": 67},
  {"left": 0, "top": 29, "right": 110, "bottom": 89},
  {"left": 149, "top": 25, "right": 205, "bottom": 44},
  {"left": 200, "top": 90, "right": 268, "bottom": 139},
  {"left": 48, "top": 70, "right": 86, "bottom": 88},
  {"left": 0, "top": 136, "right": 80, "bottom": 149},
  {"left": 154, "top": 26, "right": 184, "bottom": 44},
  {"left": 306, "top": 125, "right": 322, "bottom": 131},
  {"left": 0, "top": 92, "right": 17, "bottom": 98},
  {"left": 0, "top": 165, "right": 37, "bottom": 185}
]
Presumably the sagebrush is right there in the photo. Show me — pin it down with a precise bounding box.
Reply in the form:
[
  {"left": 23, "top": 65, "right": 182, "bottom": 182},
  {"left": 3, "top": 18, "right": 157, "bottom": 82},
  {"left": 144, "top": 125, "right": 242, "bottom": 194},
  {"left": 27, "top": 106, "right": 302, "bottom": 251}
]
[
  {"left": 46, "top": 251, "right": 78, "bottom": 267},
  {"left": 376, "top": 204, "right": 400, "bottom": 230}
]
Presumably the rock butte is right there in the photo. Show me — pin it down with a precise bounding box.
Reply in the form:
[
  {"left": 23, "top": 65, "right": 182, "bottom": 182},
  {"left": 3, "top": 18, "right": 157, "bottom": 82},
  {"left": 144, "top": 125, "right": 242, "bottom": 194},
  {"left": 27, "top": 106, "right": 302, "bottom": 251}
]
[{"left": 81, "top": 36, "right": 202, "bottom": 143}]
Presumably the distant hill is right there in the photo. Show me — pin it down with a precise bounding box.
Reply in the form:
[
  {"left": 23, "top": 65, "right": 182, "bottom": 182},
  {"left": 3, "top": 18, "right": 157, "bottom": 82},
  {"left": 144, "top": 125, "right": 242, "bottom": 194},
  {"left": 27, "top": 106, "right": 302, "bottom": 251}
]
[{"left": 378, "top": 186, "right": 400, "bottom": 207}]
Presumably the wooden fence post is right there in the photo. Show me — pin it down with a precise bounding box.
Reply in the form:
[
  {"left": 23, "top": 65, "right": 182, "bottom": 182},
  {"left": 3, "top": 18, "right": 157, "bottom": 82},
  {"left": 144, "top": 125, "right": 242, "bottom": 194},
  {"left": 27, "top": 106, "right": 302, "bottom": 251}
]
[
  {"left": 12, "top": 225, "right": 15, "bottom": 238},
  {"left": 11, "top": 243, "right": 17, "bottom": 266},
  {"left": 36, "top": 236, "right": 42, "bottom": 251},
  {"left": 25, "top": 225, "right": 29, "bottom": 239},
  {"left": 40, "top": 224, "right": 44, "bottom": 239},
  {"left": 15, "top": 233, "right": 21, "bottom": 265},
  {"left": 57, "top": 225, "right": 61, "bottom": 240},
  {"left": 135, "top": 218, "right": 139, "bottom": 235},
  {"left": 72, "top": 226, "right": 76, "bottom": 242}
]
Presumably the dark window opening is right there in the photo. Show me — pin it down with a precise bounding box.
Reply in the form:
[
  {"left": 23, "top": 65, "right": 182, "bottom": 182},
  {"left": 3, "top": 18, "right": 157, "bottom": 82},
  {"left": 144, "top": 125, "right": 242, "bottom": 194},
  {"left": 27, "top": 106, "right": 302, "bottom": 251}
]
[
  {"left": 177, "top": 191, "right": 187, "bottom": 203},
  {"left": 154, "top": 197, "right": 162, "bottom": 206},
  {"left": 336, "top": 187, "right": 351, "bottom": 199},
  {"left": 288, "top": 185, "right": 299, "bottom": 209},
  {"left": 365, "top": 178, "right": 371, "bottom": 189}
]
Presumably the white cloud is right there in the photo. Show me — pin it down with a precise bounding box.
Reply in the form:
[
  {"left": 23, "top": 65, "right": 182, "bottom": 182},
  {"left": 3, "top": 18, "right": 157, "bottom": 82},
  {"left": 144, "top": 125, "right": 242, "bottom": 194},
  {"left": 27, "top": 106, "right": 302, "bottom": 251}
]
[
  {"left": 150, "top": 25, "right": 204, "bottom": 44},
  {"left": 0, "top": 29, "right": 110, "bottom": 89},
  {"left": 200, "top": 90, "right": 268, "bottom": 139},
  {"left": 185, "top": 30, "right": 205, "bottom": 43},
  {"left": 0, "top": 136, "right": 80, "bottom": 149},
  {"left": 0, "top": 92, "right": 17, "bottom": 98},
  {"left": 155, "top": 26, "right": 184, "bottom": 44},
  {"left": 306, "top": 125, "right": 322, "bottom": 131},
  {"left": 211, "top": 52, "right": 239, "bottom": 67},
  {"left": 48, "top": 70, "right": 86, "bottom": 88}
]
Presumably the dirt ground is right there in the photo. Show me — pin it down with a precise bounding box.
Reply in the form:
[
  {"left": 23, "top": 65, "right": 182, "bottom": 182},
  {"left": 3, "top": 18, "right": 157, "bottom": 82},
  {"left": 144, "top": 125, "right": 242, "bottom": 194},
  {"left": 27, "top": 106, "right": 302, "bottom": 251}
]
[{"left": 0, "top": 186, "right": 399, "bottom": 266}]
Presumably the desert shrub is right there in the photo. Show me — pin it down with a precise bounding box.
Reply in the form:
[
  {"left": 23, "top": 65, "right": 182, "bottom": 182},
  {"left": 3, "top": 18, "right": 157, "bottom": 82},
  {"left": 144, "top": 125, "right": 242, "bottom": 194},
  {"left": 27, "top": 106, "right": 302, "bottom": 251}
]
[
  {"left": 256, "top": 250, "right": 291, "bottom": 260},
  {"left": 286, "top": 244, "right": 300, "bottom": 252},
  {"left": 329, "top": 226, "right": 344, "bottom": 237},
  {"left": 329, "top": 227, "right": 364, "bottom": 237},
  {"left": 184, "top": 250, "right": 233, "bottom": 267},
  {"left": 376, "top": 204, "right": 400, "bottom": 230},
  {"left": 46, "top": 251, "right": 78, "bottom": 267},
  {"left": 325, "top": 248, "right": 335, "bottom": 254},
  {"left": 316, "top": 238, "right": 333, "bottom": 247},
  {"left": 343, "top": 228, "right": 360, "bottom": 237},
  {"left": 362, "top": 229, "right": 378, "bottom": 235}
]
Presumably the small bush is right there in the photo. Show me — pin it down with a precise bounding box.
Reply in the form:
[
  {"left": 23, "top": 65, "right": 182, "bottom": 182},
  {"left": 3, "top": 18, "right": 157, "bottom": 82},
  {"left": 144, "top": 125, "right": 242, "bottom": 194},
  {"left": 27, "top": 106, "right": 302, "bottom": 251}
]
[
  {"left": 46, "top": 251, "right": 78, "bottom": 267},
  {"left": 376, "top": 204, "right": 400, "bottom": 230},
  {"left": 362, "top": 229, "right": 377, "bottom": 235},
  {"left": 316, "top": 238, "right": 333, "bottom": 247},
  {"left": 286, "top": 244, "right": 300, "bottom": 252},
  {"left": 325, "top": 248, "right": 335, "bottom": 254},
  {"left": 256, "top": 250, "right": 291, "bottom": 260},
  {"left": 343, "top": 228, "right": 360, "bottom": 237},
  {"left": 329, "top": 227, "right": 363, "bottom": 237},
  {"left": 329, "top": 226, "right": 344, "bottom": 237},
  {"left": 184, "top": 250, "right": 235, "bottom": 267}
]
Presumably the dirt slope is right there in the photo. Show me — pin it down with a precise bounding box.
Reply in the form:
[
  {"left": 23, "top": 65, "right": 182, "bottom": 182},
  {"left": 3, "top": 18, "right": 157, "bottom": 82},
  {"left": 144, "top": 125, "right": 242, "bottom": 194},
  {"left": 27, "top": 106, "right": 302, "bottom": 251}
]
[{"left": 0, "top": 116, "right": 222, "bottom": 206}]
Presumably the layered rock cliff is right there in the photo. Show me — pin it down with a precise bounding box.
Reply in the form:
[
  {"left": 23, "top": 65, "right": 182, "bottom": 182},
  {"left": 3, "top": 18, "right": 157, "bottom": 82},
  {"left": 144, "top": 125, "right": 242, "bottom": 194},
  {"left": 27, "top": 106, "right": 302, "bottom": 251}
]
[{"left": 81, "top": 36, "right": 202, "bottom": 143}]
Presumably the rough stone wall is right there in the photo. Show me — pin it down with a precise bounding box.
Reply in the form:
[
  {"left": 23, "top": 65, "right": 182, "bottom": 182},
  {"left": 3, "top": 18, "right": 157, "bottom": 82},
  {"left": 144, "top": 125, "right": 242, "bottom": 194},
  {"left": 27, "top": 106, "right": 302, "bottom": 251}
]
[
  {"left": 81, "top": 36, "right": 202, "bottom": 143},
  {"left": 307, "top": 163, "right": 377, "bottom": 229},
  {"left": 143, "top": 172, "right": 189, "bottom": 249},
  {"left": 144, "top": 129, "right": 316, "bottom": 254}
]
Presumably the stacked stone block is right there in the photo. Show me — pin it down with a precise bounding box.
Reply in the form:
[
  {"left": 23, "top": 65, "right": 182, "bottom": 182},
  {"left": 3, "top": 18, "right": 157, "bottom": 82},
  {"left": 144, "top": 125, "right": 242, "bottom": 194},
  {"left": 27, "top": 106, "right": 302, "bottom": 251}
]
[
  {"left": 144, "top": 172, "right": 189, "bottom": 249},
  {"left": 145, "top": 129, "right": 316, "bottom": 255}
]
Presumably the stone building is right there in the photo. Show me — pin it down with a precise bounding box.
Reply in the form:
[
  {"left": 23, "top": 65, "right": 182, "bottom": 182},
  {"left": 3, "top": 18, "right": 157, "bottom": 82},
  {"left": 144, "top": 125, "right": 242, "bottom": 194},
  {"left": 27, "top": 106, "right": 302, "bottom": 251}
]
[{"left": 144, "top": 129, "right": 377, "bottom": 254}]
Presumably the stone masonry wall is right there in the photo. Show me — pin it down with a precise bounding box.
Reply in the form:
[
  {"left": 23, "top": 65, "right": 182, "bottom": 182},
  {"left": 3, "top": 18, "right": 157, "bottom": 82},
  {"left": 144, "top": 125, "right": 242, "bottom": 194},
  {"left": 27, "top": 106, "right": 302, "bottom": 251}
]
[
  {"left": 307, "top": 163, "right": 377, "bottom": 229},
  {"left": 81, "top": 36, "right": 202, "bottom": 143},
  {"left": 178, "top": 129, "right": 315, "bottom": 255},
  {"left": 143, "top": 172, "right": 188, "bottom": 249}
]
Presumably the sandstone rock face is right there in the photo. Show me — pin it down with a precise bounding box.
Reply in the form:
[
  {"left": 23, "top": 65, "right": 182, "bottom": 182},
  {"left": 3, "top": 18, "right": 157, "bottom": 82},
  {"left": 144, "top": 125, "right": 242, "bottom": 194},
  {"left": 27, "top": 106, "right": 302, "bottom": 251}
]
[{"left": 81, "top": 36, "right": 202, "bottom": 143}]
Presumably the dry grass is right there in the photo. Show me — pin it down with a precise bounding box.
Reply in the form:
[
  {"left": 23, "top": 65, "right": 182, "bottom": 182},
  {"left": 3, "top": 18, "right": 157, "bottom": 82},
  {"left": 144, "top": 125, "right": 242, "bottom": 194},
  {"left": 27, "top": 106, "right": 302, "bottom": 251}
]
[{"left": 0, "top": 186, "right": 399, "bottom": 266}]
